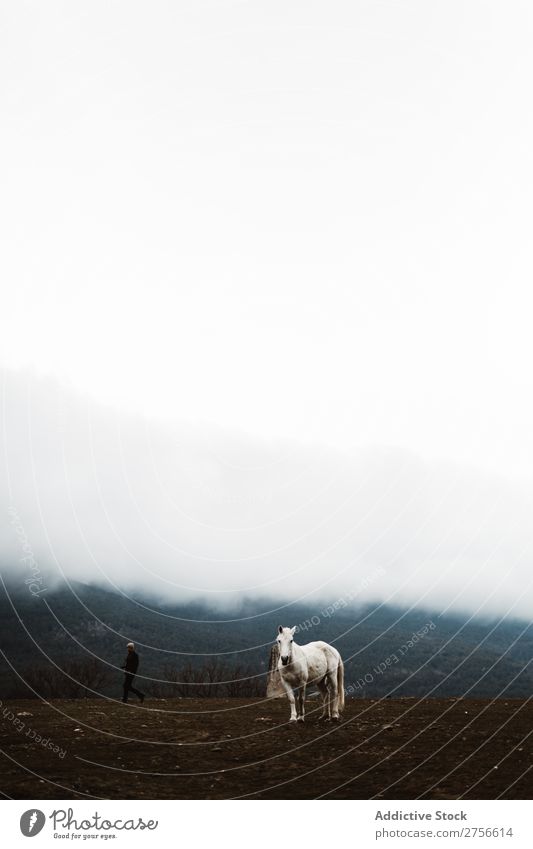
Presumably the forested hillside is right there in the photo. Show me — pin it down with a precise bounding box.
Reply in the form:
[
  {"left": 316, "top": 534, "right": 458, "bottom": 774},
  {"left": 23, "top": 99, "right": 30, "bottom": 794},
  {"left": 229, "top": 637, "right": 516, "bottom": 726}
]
[{"left": 1, "top": 579, "right": 531, "bottom": 700}]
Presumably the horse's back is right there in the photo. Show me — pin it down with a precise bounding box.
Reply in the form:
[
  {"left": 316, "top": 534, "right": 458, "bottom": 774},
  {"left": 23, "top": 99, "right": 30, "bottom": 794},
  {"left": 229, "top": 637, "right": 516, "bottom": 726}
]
[
  {"left": 301, "top": 640, "right": 341, "bottom": 680},
  {"left": 305, "top": 640, "right": 341, "bottom": 659}
]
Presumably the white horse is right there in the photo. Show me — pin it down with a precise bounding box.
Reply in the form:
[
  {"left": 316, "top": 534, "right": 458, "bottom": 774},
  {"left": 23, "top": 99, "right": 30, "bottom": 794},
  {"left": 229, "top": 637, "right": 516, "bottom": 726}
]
[{"left": 276, "top": 626, "right": 344, "bottom": 723}]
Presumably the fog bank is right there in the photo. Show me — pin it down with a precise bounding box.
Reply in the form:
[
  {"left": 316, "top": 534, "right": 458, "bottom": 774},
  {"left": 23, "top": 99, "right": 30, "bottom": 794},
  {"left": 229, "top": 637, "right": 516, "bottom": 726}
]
[{"left": 1, "top": 370, "right": 532, "bottom": 621}]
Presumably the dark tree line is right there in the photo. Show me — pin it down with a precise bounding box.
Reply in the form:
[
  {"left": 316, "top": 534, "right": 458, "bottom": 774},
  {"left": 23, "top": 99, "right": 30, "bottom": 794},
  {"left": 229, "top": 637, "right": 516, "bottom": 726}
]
[
  {"left": 3, "top": 657, "right": 265, "bottom": 699},
  {"left": 147, "top": 661, "right": 264, "bottom": 698}
]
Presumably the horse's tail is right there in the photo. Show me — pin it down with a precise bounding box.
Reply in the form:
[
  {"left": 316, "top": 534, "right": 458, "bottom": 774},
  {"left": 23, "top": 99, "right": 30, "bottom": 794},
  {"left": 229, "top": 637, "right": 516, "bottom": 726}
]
[{"left": 337, "top": 655, "right": 345, "bottom": 712}]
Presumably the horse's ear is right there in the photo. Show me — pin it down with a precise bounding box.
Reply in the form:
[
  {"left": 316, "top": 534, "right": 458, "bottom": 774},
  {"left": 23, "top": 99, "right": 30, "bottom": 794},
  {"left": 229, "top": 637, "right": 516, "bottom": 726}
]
[
  {"left": 290, "top": 626, "right": 296, "bottom": 635},
  {"left": 278, "top": 625, "right": 283, "bottom": 634}
]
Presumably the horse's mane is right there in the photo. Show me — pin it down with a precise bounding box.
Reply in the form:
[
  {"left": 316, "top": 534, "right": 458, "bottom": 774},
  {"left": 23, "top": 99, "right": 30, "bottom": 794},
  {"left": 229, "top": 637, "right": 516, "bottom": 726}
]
[
  {"left": 266, "top": 642, "right": 285, "bottom": 698},
  {"left": 268, "top": 642, "right": 279, "bottom": 673}
]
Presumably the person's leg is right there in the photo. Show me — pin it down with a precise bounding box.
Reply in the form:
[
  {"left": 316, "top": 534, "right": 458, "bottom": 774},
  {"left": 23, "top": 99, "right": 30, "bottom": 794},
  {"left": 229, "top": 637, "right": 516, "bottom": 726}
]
[
  {"left": 129, "top": 676, "right": 145, "bottom": 702},
  {"left": 123, "top": 673, "right": 133, "bottom": 702}
]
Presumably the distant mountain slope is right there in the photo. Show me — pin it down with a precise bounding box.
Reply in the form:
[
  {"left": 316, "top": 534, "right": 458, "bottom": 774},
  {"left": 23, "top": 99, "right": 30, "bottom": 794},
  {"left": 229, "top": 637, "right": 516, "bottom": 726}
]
[{"left": 0, "top": 578, "right": 531, "bottom": 699}]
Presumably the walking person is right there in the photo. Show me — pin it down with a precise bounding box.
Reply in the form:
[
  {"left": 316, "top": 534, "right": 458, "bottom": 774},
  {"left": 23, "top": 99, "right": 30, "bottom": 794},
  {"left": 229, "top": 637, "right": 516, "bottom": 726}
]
[{"left": 121, "top": 641, "right": 145, "bottom": 703}]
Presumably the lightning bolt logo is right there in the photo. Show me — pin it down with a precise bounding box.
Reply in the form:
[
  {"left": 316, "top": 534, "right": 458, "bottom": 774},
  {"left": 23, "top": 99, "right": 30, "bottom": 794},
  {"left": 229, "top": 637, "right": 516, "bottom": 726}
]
[{"left": 20, "top": 809, "right": 45, "bottom": 837}]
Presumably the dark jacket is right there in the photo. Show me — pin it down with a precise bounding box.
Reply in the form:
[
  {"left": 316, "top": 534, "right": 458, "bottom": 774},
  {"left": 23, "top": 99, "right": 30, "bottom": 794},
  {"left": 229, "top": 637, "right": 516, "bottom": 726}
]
[{"left": 123, "top": 651, "right": 139, "bottom": 674}]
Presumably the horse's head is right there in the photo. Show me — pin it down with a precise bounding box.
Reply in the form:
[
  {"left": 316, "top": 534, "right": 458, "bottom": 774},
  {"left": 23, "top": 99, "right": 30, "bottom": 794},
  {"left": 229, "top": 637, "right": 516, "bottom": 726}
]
[{"left": 277, "top": 625, "right": 296, "bottom": 666}]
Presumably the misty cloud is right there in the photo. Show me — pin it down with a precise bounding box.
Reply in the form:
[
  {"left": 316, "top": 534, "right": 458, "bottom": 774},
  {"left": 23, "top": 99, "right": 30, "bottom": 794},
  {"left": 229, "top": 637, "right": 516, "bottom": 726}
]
[{"left": 1, "top": 369, "right": 532, "bottom": 620}]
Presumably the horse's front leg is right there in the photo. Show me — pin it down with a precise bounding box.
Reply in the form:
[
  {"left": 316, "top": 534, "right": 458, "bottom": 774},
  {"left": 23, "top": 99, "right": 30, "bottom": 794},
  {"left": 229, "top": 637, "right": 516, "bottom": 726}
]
[
  {"left": 296, "top": 684, "right": 306, "bottom": 722},
  {"left": 282, "top": 680, "right": 298, "bottom": 721}
]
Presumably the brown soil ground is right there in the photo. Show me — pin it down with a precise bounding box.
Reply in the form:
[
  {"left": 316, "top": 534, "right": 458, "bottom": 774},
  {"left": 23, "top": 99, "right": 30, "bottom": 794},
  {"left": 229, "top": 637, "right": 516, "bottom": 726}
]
[{"left": 0, "top": 697, "right": 531, "bottom": 799}]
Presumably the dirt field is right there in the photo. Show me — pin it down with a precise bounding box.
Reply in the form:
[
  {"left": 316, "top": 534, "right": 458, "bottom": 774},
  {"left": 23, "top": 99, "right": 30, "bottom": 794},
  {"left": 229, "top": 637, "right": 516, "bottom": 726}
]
[{"left": 0, "top": 696, "right": 531, "bottom": 799}]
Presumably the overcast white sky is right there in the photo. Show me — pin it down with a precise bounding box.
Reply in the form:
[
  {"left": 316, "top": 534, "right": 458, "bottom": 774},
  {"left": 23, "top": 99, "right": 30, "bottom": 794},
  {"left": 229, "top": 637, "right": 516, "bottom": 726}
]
[
  {"left": 1, "top": 2, "right": 533, "bottom": 615},
  {"left": 2, "top": 0, "right": 533, "bottom": 475}
]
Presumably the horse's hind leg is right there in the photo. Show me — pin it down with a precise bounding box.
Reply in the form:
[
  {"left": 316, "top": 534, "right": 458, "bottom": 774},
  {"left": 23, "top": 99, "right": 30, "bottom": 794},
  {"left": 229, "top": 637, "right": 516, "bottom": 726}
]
[
  {"left": 316, "top": 677, "right": 330, "bottom": 721},
  {"left": 327, "top": 671, "right": 340, "bottom": 720}
]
